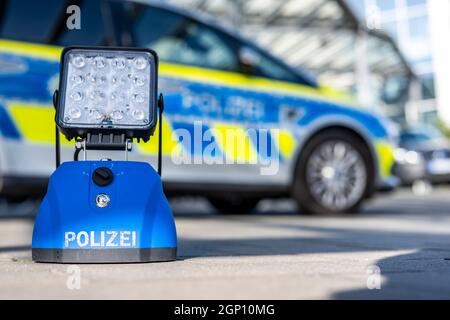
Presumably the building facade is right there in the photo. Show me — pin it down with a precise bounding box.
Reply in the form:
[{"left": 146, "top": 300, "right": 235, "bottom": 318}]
[{"left": 348, "top": 0, "right": 450, "bottom": 127}]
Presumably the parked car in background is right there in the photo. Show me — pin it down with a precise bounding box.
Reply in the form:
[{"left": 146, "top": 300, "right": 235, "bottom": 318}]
[
  {"left": 0, "top": 0, "right": 398, "bottom": 215},
  {"left": 393, "top": 126, "right": 450, "bottom": 185}
]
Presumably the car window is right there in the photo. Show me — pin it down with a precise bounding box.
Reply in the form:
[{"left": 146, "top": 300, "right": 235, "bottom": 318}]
[
  {"left": 241, "top": 47, "right": 302, "bottom": 83},
  {"left": 0, "top": 0, "right": 66, "bottom": 43},
  {"left": 128, "top": 5, "right": 238, "bottom": 72},
  {"left": 0, "top": 0, "right": 107, "bottom": 46},
  {"left": 400, "top": 133, "right": 433, "bottom": 144},
  {"left": 401, "top": 127, "right": 444, "bottom": 142},
  {"left": 54, "top": 0, "right": 106, "bottom": 46}
]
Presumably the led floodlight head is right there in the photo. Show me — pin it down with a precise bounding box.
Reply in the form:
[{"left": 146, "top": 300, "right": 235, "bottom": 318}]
[{"left": 56, "top": 47, "right": 158, "bottom": 142}]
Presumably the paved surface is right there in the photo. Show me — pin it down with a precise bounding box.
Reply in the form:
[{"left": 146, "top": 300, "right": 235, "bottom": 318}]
[{"left": 1, "top": 188, "right": 450, "bottom": 299}]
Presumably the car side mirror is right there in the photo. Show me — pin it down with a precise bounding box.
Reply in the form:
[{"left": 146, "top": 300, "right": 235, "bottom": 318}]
[{"left": 238, "top": 47, "right": 259, "bottom": 75}]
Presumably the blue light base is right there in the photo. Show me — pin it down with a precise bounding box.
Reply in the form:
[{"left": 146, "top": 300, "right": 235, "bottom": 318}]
[{"left": 32, "top": 161, "right": 177, "bottom": 263}]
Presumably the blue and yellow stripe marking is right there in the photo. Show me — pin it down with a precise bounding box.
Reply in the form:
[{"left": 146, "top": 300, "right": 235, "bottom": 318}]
[
  {"left": 0, "top": 39, "right": 357, "bottom": 106},
  {"left": 375, "top": 141, "right": 396, "bottom": 178},
  {"left": 0, "top": 40, "right": 302, "bottom": 160},
  {"left": 0, "top": 104, "right": 21, "bottom": 140},
  {"left": 0, "top": 39, "right": 393, "bottom": 179}
]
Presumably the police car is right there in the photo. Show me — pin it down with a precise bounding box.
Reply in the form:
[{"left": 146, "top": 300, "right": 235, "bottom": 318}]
[{"left": 0, "top": 0, "right": 397, "bottom": 214}]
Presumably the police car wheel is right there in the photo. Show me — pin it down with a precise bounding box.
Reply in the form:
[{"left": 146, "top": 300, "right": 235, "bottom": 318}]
[
  {"left": 293, "top": 129, "right": 374, "bottom": 215},
  {"left": 208, "top": 197, "right": 260, "bottom": 215}
]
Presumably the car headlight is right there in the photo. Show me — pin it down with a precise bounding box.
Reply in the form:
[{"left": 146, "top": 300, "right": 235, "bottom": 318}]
[
  {"left": 394, "top": 148, "right": 423, "bottom": 165},
  {"left": 56, "top": 47, "right": 158, "bottom": 142}
]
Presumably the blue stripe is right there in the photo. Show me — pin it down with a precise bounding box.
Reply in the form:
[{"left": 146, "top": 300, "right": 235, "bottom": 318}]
[
  {"left": 0, "top": 104, "right": 21, "bottom": 140},
  {"left": 171, "top": 121, "right": 223, "bottom": 158},
  {"left": 249, "top": 129, "right": 283, "bottom": 161},
  {"left": 0, "top": 53, "right": 58, "bottom": 103}
]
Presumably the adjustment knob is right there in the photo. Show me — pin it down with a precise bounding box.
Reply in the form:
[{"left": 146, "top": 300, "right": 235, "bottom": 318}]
[{"left": 92, "top": 167, "right": 114, "bottom": 186}]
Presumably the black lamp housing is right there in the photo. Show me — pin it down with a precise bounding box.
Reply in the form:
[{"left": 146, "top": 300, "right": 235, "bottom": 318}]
[{"left": 55, "top": 46, "right": 159, "bottom": 142}]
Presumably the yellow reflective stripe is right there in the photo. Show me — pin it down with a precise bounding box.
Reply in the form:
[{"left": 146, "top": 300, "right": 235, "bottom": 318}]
[
  {"left": 8, "top": 103, "right": 71, "bottom": 145},
  {"left": 9, "top": 102, "right": 178, "bottom": 153},
  {"left": 8, "top": 102, "right": 298, "bottom": 163},
  {"left": 0, "top": 39, "right": 61, "bottom": 61},
  {"left": 159, "top": 63, "right": 358, "bottom": 107},
  {"left": 319, "top": 85, "right": 358, "bottom": 106},
  {"left": 274, "top": 130, "right": 296, "bottom": 159},
  {"left": 375, "top": 141, "right": 395, "bottom": 178},
  {"left": 213, "top": 123, "right": 258, "bottom": 163},
  {"left": 137, "top": 119, "right": 178, "bottom": 156},
  {"left": 0, "top": 40, "right": 357, "bottom": 106},
  {"left": 8, "top": 102, "right": 179, "bottom": 154}
]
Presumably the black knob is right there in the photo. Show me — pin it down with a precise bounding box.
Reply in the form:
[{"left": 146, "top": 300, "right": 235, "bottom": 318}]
[{"left": 93, "top": 167, "right": 114, "bottom": 186}]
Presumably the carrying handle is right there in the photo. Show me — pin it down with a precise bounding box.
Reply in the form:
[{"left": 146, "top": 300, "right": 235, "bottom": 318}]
[
  {"left": 53, "top": 90, "right": 61, "bottom": 169},
  {"left": 157, "top": 93, "right": 164, "bottom": 176}
]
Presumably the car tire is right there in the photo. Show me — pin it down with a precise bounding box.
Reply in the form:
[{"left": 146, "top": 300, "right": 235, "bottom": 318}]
[
  {"left": 292, "top": 129, "right": 374, "bottom": 215},
  {"left": 208, "top": 196, "right": 260, "bottom": 215}
]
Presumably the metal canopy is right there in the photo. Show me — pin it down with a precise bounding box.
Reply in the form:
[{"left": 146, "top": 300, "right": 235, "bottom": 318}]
[{"left": 164, "top": 0, "right": 416, "bottom": 115}]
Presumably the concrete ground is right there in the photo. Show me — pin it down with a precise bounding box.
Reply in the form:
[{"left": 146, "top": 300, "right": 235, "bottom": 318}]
[{"left": 1, "top": 187, "right": 450, "bottom": 299}]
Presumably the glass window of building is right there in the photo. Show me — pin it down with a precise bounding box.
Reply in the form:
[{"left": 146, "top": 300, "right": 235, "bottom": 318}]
[
  {"left": 381, "top": 21, "right": 399, "bottom": 40},
  {"left": 420, "top": 74, "right": 436, "bottom": 100},
  {"left": 406, "top": 0, "right": 427, "bottom": 7},
  {"left": 409, "top": 16, "right": 430, "bottom": 41},
  {"left": 375, "top": 0, "right": 396, "bottom": 11}
]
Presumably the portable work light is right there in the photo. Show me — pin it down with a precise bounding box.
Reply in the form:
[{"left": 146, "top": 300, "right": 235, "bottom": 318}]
[
  {"left": 32, "top": 47, "right": 177, "bottom": 263},
  {"left": 56, "top": 47, "right": 157, "bottom": 141}
]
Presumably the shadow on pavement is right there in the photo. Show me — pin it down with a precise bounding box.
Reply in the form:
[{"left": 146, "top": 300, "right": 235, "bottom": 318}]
[
  {"left": 0, "top": 215, "right": 34, "bottom": 221},
  {"left": 332, "top": 249, "right": 450, "bottom": 299},
  {"left": 178, "top": 223, "right": 450, "bottom": 299},
  {"left": 1, "top": 192, "right": 450, "bottom": 298},
  {"left": 0, "top": 245, "right": 30, "bottom": 253},
  {"left": 178, "top": 223, "right": 450, "bottom": 257}
]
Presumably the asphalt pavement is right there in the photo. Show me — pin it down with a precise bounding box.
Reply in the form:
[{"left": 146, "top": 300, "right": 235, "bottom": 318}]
[{"left": 1, "top": 187, "right": 450, "bottom": 299}]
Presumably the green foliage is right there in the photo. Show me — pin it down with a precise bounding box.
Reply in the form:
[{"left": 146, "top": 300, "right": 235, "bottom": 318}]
[{"left": 435, "top": 119, "right": 450, "bottom": 138}]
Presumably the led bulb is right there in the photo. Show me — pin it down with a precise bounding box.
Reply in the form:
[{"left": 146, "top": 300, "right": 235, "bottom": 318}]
[
  {"left": 89, "top": 73, "right": 107, "bottom": 86},
  {"left": 132, "top": 75, "right": 146, "bottom": 87},
  {"left": 112, "top": 57, "right": 127, "bottom": 70},
  {"left": 89, "top": 109, "right": 103, "bottom": 121},
  {"left": 70, "top": 74, "right": 85, "bottom": 85},
  {"left": 71, "top": 55, "right": 86, "bottom": 68},
  {"left": 89, "top": 90, "right": 106, "bottom": 102},
  {"left": 111, "top": 74, "right": 129, "bottom": 86},
  {"left": 70, "top": 91, "right": 83, "bottom": 102},
  {"left": 111, "top": 91, "right": 128, "bottom": 103},
  {"left": 68, "top": 107, "right": 82, "bottom": 119},
  {"left": 93, "top": 56, "right": 107, "bottom": 69},
  {"left": 132, "top": 93, "right": 145, "bottom": 104},
  {"left": 111, "top": 109, "right": 124, "bottom": 120},
  {"left": 133, "top": 56, "right": 148, "bottom": 70},
  {"left": 132, "top": 109, "right": 145, "bottom": 121}
]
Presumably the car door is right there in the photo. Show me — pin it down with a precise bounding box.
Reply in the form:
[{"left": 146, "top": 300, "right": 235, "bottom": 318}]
[{"left": 123, "top": 2, "right": 292, "bottom": 185}]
